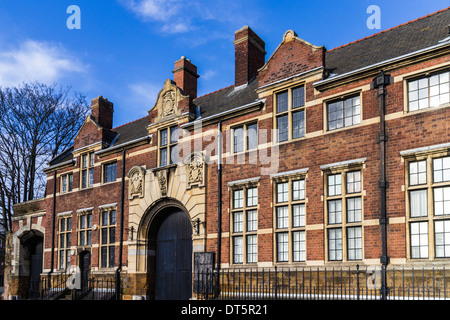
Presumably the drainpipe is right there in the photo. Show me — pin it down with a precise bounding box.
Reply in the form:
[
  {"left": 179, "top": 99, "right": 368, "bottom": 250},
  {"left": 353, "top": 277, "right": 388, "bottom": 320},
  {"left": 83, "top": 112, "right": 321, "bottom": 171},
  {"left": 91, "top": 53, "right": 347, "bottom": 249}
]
[
  {"left": 371, "top": 70, "right": 391, "bottom": 300},
  {"left": 115, "top": 148, "right": 126, "bottom": 300},
  {"left": 48, "top": 170, "right": 57, "bottom": 289},
  {"left": 214, "top": 120, "right": 223, "bottom": 298}
]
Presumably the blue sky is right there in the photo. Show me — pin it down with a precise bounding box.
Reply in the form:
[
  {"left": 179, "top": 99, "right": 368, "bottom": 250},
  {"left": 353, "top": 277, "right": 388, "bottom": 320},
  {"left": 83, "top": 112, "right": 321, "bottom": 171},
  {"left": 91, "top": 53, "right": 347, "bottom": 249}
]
[{"left": 0, "top": 0, "right": 448, "bottom": 127}]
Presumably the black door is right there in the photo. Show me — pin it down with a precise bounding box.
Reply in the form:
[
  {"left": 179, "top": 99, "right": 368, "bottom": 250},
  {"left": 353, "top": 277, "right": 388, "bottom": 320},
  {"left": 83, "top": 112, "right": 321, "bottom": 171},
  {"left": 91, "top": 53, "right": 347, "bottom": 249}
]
[
  {"left": 28, "top": 237, "right": 43, "bottom": 299},
  {"left": 155, "top": 210, "right": 192, "bottom": 300},
  {"left": 79, "top": 251, "right": 91, "bottom": 291}
]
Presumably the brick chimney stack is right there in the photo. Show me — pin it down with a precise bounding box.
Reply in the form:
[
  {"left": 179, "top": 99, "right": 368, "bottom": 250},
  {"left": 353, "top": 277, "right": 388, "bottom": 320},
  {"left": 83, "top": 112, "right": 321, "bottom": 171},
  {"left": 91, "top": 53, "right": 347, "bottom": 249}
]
[
  {"left": 90, "top": 96, "right": 114, "bottom": 130},
  {"left": 234, "top": 26, "right": 266, "bottom": 87},
  {"left": 173, "top": 56, "right": 200, "bottom": 99}
]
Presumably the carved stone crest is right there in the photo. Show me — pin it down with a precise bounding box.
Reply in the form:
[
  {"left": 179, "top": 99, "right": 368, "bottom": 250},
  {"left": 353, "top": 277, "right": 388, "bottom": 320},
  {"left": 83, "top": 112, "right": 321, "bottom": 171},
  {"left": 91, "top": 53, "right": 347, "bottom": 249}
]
[
  {"left": 156, "top": 168, "right": 169, "bottom": 197},
  {"left": 127, "top": 166, "right": 146, "bottom": 199},
  {"left": 162, "top": 90, "right": 176, "bottom": 117},
  {"left": 183, "top": 152, "right": 206, "bottom": 189}
]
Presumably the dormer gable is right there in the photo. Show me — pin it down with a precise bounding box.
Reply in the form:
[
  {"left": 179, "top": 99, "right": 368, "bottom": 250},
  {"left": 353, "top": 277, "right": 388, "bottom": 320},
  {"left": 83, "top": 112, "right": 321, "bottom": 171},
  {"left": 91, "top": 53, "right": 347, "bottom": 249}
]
[{"left": 258, "top": 30, "right": 325, "bottom": 87}]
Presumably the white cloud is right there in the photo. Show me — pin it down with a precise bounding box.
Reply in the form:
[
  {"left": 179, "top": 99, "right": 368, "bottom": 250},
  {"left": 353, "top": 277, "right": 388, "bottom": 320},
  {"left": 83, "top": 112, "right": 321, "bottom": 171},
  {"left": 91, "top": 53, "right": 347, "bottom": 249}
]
[
  {"left": 128, "top": 81, "right": 161, "bottom": 113},
  {"left": 0, "top": 40, "right": 86, "bottom": 88},
  {"left": 120, "top": 0, "right": 257, "bottom": 35}
]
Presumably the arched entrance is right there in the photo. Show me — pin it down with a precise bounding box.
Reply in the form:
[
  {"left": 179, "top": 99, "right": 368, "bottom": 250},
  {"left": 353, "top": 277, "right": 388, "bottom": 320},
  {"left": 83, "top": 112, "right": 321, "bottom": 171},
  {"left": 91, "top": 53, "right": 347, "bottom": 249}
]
[
  {"left": 142, "top": 199, "right": 193, "bottom": 300},
  {"left": 19, "top": 232, "right": 43, "bottom": 299}
]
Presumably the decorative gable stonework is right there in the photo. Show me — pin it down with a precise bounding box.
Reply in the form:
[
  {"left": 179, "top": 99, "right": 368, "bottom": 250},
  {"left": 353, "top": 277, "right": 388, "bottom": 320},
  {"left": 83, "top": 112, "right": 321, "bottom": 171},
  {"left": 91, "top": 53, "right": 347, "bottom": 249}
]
[
  {"left": 258, "top": 30, "right": 325, "bottom": 87},
  {"left": 149, "top": 79, "right": 187, "bottom": 123}
]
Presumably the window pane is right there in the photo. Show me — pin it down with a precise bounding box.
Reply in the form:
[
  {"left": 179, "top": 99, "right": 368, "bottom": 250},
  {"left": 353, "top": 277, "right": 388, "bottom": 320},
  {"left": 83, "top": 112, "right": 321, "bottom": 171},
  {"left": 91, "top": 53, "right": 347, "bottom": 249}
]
[
  {"left": 109, "top": 246, "right": 115, "bottom": 267},
  {"left": 233, "top": 189, "right": 244, "bottom": 209},
  {"left": 110, "top": 210, "right": 116, "bottom": 225},
  {"left": 276, "top": 91, "right": 288, "bottom": 113},
  {"left": 170, "top": 145, "right": 178, "bottom": 164},
  {"left": 410, "top": 222, "right": 428, "bottom": 259},
  {"left": 292, "top": 86, "right": 305, "bottom": 109},
  {"left": 101, "top": 247, "right": 107, "bottom": 268},
  {"left": 82, "top": 170, "right": 87, "bottom": 189},
  {"left": 292, "top": 110, "right": 305, "bottom": 139},
  {"left": 62, "top": 175, "right": 67, "bottom": 193},
  {"left": 277, "top": 115, "right": 288, "bottom": 142},
  {"left": 160, "top": 148, "right": 167, "bottom": 166},
  {"left": 102, "top": 228, "right": 108, "bottom": 245},
  {"left": 160, "top": 129, "right": 168, "bottom": 146},
  {"left": 293, "top": 231, "right": 306, "bottom": 262},
  {"left": 82, "top": 154, "right": 88, "bottom": 169},
  {"left": 170, "top": 126, "right": 178, "bottom": 144},
  {"left": 292, "top": 204, "right": 305, "bottom": 227},
  {"left": 409, "top": 161, "right": 427, "bottom": 185},
  {"left": 433, "top": 157, "right": 450, "bottom": 183},
  {"left": 247, "top": 123, "right": 258, "bottom": 150},
  {"left": 233, "top": 126, "right": 244, "bottom": 153},
  {"left": 233, "top": 236, "right": 243, "bottom": 264},
  {"left": 328, "top": 174, "right": 342, "bottom": 196},
  {"left": 109, "top": 227, "right": 115, "bottom": 243},
  {"left": 276, "top": 206, "right": 289, "bottom": 229},
  {"left": 247, "top": 210, "right": 258, "bottom": 232},
  {"left": 434, "top": 187, "right": 450, "bottom": 216},
  {"left": 347, "top": 171, "right": 361, "bottom": 193},
  {"left": 328, "top": 101, "right": 343, "bottom": 130},
  {"left": 246, "top": 235, "right": 257, "bottom": 263},
  {"left": 328, "top": 200, "right": 342, "bottom": 224},
  {"left": 68, "top": 174, "right": 73, "bottom": 192},
  {"left": 347, "top": 227, "right": 362, "bottom": 260},
  {"left": 435, "top": 220, "right": 450, "bottom": 258},
  {"left": 277, "top": 233, "right": 288, "bottom": 262},
  {"left": 292, "top": 179, "right": 305, "bottom": 201},
  {"left": 277, "top": 182, "right": 289, "bottom": 203},
  {"left": 233, "top": 211, "right": 243, "bottom": 233},
  {"left": 247, "top": 187, "right": 258, "bottom": 207},
  {"left": 104, "top": 162, "right": 117, "bottom": 183},
  {"left": 328, "top": 228, "right": 342, "bottom": 261},
  {"left": 410, "top": 190, "right": 428, "bottom": 217},
  {"left": 89, "top": 168, "right": 94, "bottom": 186},
  {"left": 347, "top": 197, "right": 362, "bottom": 223},
  {"left": 89, "top": 153, "right": 95, "bottom": 167},
  {"left": 102, "top": 211, "right": 108, "bottom": 226}
]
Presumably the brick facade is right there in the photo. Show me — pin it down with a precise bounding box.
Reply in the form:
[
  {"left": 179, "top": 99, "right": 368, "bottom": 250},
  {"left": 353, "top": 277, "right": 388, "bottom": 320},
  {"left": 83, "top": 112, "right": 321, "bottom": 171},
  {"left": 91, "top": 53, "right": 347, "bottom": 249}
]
[{"left": 4, "top": 8, "right": 450, "bottom": 300}]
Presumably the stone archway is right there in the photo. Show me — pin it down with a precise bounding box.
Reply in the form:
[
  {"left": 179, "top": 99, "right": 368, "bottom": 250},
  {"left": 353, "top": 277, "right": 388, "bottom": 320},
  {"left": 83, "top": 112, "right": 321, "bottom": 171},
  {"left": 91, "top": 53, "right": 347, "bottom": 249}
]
[
  {"left": 138, "top": 198, "right": 193, "bottom": 300},
  {"left": 18, "top": 231, "right": 44, "bottom": 299}
]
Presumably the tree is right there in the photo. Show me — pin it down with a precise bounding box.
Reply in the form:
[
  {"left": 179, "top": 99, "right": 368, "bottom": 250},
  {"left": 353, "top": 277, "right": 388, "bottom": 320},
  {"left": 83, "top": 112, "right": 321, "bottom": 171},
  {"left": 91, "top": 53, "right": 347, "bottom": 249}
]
[{"left": 0, "top": 82, "right": 89, "bottom": 232}]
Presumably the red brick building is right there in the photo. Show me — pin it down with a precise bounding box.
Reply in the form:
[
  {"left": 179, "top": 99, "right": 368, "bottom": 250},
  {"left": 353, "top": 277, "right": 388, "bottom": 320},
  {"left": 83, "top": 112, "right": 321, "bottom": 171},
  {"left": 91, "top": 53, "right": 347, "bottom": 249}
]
[{"left": 4, "top": 8, "right": 450, "bottom": 300}]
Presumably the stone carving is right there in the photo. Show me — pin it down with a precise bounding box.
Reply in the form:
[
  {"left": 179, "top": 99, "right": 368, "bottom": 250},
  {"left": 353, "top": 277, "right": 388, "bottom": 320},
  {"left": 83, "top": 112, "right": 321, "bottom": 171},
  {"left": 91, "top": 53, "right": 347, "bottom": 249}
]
[
  {"left": 156, "top": 168, "right": 169, "bottom": 197},
  {"left": 127, "top": 166, "right": 146, "bottom": 199},
  {"left": 162, "top": 90, "right": 176, "bottom": 117},
  {"left": 184, "top": 152, "right": 206, "bottom": 189}
]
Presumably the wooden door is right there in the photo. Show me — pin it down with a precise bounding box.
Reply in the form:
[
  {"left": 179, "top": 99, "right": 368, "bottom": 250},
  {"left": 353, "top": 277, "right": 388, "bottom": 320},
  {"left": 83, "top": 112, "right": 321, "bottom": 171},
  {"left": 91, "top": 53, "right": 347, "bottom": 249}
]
[{"left": 154, "top": 210, "right": 192, "bottom": 300}]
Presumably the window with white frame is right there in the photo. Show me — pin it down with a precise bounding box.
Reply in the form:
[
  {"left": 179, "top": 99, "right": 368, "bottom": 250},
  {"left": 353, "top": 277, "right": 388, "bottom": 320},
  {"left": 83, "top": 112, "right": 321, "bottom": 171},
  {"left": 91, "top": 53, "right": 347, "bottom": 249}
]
[
  {"left": 407, "top": 70, "right": 450, "bottom": 112},
  {"left": 103, "top": 161, "right": 117, "bottom": 183},
  {"left": 233, "top": 122, "right": 258, "bottom": 153},
  {"left": 58, "top": 216, "right": 71, "bottom": 269},
  {"left": 406, "top": 155, "right": 450, "bottom": 259},
  {"left": 231, "top": 185, "right": 258, "bottom": 264},
  {"left": 275, "top": 86, "right": 306, "bottom": 142},
  {"left": 100, "top": 209, "right": 116, "bottom": 268},
  {"left": 78, "top": 211, "right": 92, "bottom": 246},
  {"left": 159, "top": 126, "right": 178, "bottom": 166},
  {"left": 327, "top": 94, "right": 361, "bottom": 131},
  {"left": 274, "top": 175, "right": 307, "bottom": 263},
  {"left": 325, "top": 169, "right": 363, "bottom": 261},
  {"left": 61, "top": 173, "right": 73, "bottom": 193},
  {"left": 81, "top": 152, "right": 94, "bottom": 189}
]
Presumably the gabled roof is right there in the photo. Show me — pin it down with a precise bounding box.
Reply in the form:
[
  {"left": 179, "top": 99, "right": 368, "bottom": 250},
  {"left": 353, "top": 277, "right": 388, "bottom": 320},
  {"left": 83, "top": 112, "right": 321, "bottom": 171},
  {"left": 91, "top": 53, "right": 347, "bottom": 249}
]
[
  {"left": 194, "top": 78, "right": 259, "bottom": 119},
  {"left": 325, "top": 7, "right": 450, "bottom": 76},
  {"left": 47, "top": 8, "right": 450, "bottom": 167}
]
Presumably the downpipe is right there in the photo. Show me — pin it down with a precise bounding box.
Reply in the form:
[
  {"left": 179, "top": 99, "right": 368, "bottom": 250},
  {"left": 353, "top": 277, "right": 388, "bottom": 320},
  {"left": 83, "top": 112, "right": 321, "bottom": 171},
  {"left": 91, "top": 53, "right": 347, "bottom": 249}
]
[{"left": 371, "top": 70, "right": 392, "bottom": 300}]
